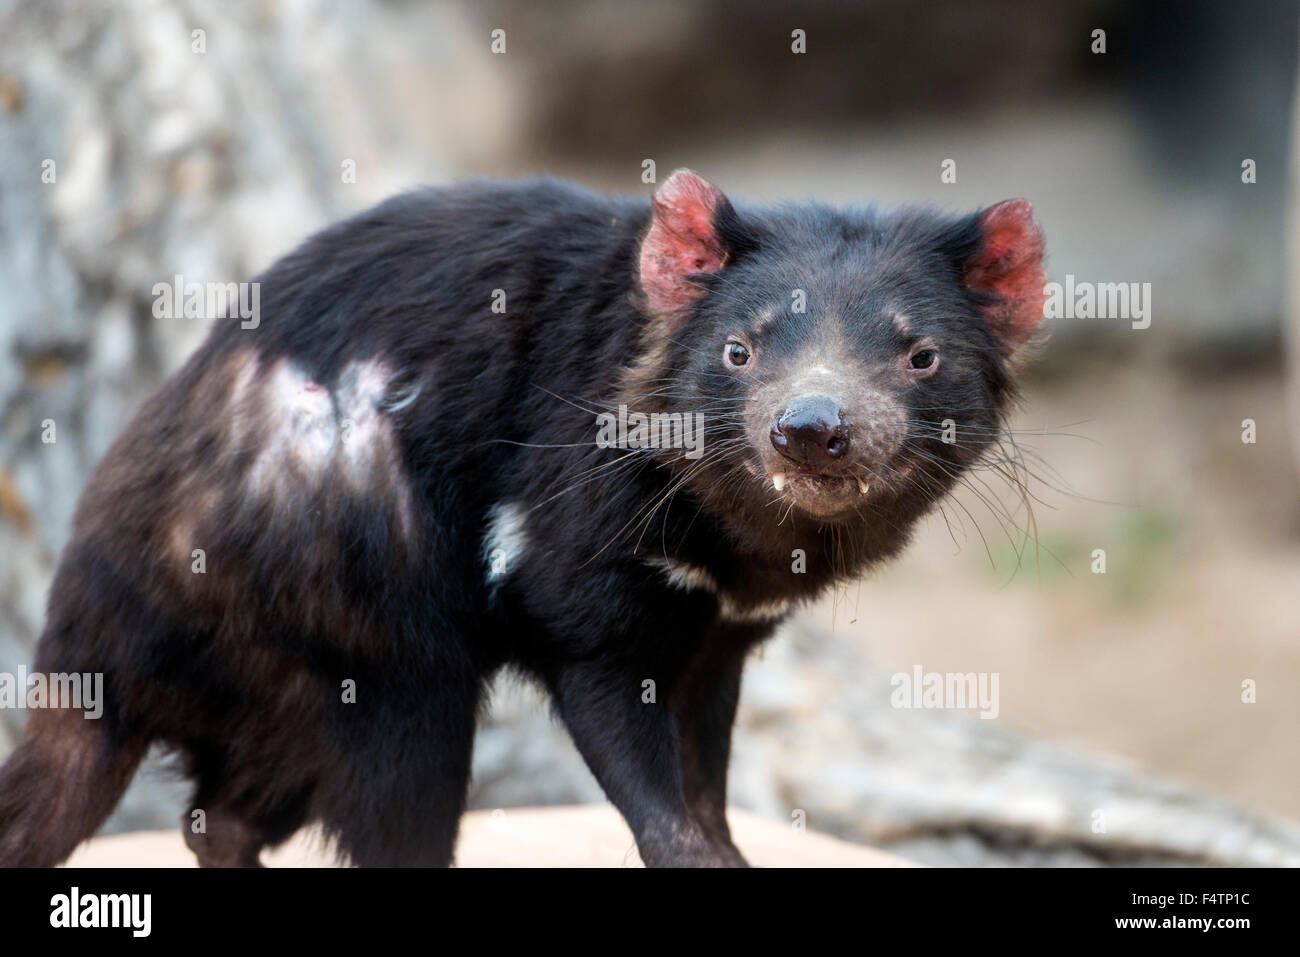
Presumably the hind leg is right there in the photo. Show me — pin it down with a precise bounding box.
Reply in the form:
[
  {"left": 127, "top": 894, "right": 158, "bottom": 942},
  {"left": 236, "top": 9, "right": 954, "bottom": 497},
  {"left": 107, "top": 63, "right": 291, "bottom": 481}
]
[
  {"left": 181, "top": 786, "right": 314, "bottom": 867},
  {"left": 319, "top": 673, "right": 482, "bottom": 867},
  {"left": 179, "top": 741, "right": 314, "bottom": 867},
  {"left": 182, "top": 806, "right": 266, "bottom": 867},
  {"left": 0, "top": 705, "right": 147, "bottom": 867}
]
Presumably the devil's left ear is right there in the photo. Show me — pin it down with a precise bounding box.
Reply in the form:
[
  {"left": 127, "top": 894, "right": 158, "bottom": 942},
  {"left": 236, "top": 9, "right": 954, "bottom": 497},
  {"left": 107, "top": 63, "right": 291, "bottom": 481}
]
[
  {"left": 638, "top": 169, "right": 735, "bottom": 324},
  {"left": 962, "top": 199, "right": 1046, "bottom": 355}
]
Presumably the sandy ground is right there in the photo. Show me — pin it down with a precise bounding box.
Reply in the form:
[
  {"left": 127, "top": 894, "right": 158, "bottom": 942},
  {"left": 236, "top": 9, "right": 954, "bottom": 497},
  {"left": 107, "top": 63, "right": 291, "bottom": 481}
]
[
  {"left": 806, "top": 360, "right": 1300, "bottom": 821},
  {"left": 63, "top": 806, "right": 912, "bottom": 868}
]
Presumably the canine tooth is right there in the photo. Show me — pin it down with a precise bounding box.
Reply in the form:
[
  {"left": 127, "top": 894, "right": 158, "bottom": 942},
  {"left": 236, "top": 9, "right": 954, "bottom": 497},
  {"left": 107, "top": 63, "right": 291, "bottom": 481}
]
[
  {"left": 858, "top": 479, "right": 870, "bottom": 494},
  {"left": 771, "top": 473, "right": 787, "bottom": 492}
]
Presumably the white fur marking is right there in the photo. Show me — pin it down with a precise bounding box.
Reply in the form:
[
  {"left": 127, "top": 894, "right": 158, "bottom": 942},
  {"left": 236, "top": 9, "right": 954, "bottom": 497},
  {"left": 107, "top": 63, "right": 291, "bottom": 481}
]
[
  {"left": 718, "top": 596, "right": 794, "bottom": 623},
  {"left": 646, "top": 557, "right": 719, "bottom": 593},
  {"left": 645, "top": 557, "right": 793, "bottom": 623}
]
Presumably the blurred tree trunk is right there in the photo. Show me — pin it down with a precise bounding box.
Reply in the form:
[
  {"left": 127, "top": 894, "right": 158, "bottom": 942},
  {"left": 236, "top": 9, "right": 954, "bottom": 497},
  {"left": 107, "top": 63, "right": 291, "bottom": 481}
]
[{"left": 1289, "top": 17, "right": 1300, "bottom": 479}]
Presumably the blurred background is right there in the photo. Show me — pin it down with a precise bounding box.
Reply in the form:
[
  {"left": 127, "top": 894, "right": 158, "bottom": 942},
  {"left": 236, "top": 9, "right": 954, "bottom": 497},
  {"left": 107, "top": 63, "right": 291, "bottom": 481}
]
[{"left": 2, "top": 0, "right": 1299, "bottom": 865}]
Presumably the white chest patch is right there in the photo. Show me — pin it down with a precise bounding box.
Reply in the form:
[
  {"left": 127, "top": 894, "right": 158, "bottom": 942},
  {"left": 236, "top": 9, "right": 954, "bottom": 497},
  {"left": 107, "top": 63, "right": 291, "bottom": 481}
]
[
  {"left": 483, "top": 502, "right": 529, "bottom": 585},
  {"left": 646, "top": 556, "right": 720, "bottom": 593},
  {"left": 643, "top": 557, "right": 794, "bottom": 624}
]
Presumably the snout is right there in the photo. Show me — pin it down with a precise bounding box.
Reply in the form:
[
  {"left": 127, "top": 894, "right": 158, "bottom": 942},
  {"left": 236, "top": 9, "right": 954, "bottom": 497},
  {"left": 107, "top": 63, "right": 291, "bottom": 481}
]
[
  {"left": 754, "top": 382, "right": 905, "bottom": 518},
  {"left": 770, "top": 395, "right": 850, "bottom": 470}
]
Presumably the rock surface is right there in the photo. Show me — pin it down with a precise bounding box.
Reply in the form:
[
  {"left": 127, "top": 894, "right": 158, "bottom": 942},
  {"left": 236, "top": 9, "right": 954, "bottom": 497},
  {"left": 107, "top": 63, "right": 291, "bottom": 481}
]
[{"left": 468, "top": 622, "right": 1300, "bottom": 868}]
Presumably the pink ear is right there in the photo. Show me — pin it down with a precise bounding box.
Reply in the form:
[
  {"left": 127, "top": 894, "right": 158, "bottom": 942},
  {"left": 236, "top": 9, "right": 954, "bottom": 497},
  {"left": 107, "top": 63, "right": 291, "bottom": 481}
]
[
  {"left": 963, "top": 200, "right": 1046, "bottom": 355},
  {"left": 639, "top": 169, "right": 730, "bottom": 320}
]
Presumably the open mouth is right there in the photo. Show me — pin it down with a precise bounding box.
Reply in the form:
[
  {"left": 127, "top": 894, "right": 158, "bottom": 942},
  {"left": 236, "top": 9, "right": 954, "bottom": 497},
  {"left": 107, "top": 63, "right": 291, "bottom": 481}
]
[{"left": 770, "top": 469, "right": 870, "bottom": 496}]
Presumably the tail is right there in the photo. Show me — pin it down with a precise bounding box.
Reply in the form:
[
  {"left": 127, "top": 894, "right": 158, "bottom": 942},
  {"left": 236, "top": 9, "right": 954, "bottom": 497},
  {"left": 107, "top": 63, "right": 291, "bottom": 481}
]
[{"left": 0, "top": 704, "right": 145, "bottom": 866}]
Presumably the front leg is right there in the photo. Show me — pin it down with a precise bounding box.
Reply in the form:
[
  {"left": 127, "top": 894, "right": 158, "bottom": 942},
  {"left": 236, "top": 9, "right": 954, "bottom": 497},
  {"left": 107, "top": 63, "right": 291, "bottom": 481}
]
[
  {"left": 550, "top": 661, "right": 738, "bottom": 867},
  {"left": 673, "top": 651, "right": 748, "bottom": 866}
]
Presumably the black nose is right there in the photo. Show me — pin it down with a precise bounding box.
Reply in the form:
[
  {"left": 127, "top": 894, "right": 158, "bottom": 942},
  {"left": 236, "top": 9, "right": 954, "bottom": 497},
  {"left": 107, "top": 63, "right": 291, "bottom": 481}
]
[{"left": 770, "top": 395, "right": 850, "bottom": 468}]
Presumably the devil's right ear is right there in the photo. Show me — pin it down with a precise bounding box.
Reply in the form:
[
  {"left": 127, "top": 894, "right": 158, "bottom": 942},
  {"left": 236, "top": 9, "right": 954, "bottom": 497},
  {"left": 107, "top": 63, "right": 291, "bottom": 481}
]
[{"left": 638, "top": 169, "right": 736, "bottom": 324}]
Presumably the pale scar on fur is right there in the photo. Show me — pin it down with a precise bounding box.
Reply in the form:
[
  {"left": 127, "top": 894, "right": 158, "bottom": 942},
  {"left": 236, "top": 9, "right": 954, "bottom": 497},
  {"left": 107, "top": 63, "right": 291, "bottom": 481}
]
[{"left": 169, "top": 350, "right": 419, "bottom": 554}]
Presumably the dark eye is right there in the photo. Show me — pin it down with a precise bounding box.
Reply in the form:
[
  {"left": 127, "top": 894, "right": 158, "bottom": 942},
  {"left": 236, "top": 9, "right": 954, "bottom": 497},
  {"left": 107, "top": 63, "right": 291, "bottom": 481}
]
[
  {"left": 909, "top": 349, "right": 938, "bottom": 371},
  {"left": 725, "top": 342, "right": 751, "bottom": 367}
]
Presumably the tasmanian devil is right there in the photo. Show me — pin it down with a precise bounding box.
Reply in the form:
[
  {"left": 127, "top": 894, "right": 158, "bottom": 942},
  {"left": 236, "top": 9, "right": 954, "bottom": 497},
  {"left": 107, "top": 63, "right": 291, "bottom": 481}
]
[{"left": 0, "top": 169, "right": 1045, "bottom": 867}]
